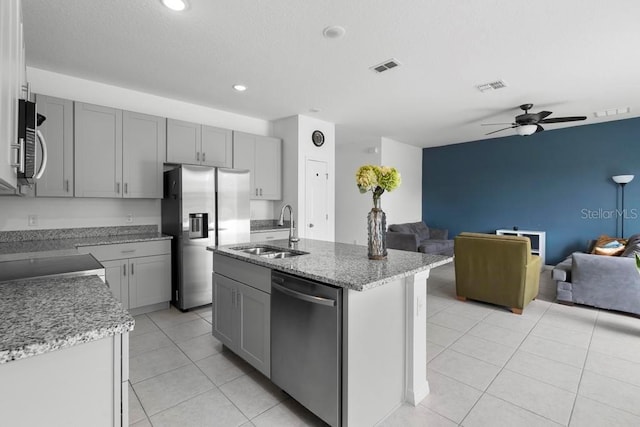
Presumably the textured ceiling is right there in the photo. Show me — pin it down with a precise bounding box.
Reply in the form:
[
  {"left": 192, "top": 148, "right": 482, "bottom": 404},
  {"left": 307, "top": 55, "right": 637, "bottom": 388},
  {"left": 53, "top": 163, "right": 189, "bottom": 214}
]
[{"left": 22, "top": 0, "right": 640, "bottom": 147}]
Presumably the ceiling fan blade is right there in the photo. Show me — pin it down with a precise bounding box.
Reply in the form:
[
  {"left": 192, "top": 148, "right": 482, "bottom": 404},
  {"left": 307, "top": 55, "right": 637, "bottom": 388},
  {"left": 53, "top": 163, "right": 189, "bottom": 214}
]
[
  {"left": 539, "top": 116, "right": 587, "bottom": 124},
  {"left": 485, "top": 126, "right": 515, "bottom": 135},
  {"left": 532, "top": 111, "right": 552, "bottom": 121},
  {"left": 481, "top": 122, "right": 515, "bottom": 126},
  {"left": 535, "top": 124, "right": 544, "bottom": 133}
]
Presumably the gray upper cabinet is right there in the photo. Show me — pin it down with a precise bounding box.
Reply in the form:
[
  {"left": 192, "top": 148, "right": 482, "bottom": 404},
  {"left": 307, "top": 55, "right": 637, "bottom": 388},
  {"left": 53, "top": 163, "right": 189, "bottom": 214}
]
[
  {"left": 75, "top": 102, "right": 165, "bottom": 198},
  {"left": 233, "top": 131, "right": 281, "bottom": 200},
  {"left": 201, "top": 125, "right": 232, "bottom": 167},
  {"left": 166, "top": 119, "right": 200, "bottom": 165},
  {"left": 167, "top": 119, "right": 232, "bottom": 167},
  {"left": 34, "top": 94, "right": 73, "bottom": 197},
  {"left": 123, "top": 111, "right": 166, "bottom": 198},
  {"left": 74, "top": 102, "right": 123, "bottom": 198}
]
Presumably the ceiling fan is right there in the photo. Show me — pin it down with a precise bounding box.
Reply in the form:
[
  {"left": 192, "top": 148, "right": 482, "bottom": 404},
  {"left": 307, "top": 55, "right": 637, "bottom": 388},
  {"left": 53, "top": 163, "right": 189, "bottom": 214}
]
[{"left": 482, "top": 104, "right": 587, "bottom": 136}]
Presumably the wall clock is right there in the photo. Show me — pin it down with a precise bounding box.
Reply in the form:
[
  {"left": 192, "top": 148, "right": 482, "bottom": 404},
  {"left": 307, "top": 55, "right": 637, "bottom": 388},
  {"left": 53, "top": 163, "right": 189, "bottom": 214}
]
[{"left": 312, "top": 130, "right": 325, "bottom": 147}]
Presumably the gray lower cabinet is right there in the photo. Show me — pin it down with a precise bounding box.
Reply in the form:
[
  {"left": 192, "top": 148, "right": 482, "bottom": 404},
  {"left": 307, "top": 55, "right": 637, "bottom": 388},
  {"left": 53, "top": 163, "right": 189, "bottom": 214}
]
[
  {"left": 213, "top": 261, "right": 271, "bottom": 377},
  {"left": 79, "top": 241, "right": 172, "bottom": 313},
  {"left": 34, "top": 94, "right": 74, "bottom": 197}
]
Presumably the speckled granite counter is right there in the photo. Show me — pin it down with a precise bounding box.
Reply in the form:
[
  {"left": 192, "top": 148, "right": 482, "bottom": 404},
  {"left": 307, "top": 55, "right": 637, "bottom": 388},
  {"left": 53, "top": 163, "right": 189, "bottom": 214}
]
[
  {"left": 0, "top": 225, "right": 172, "bottom": 261},
  {"left": 0, "top": 275, "right": 134, "bottom": 364},
  {"left": 209, "top": 238, "right": 452, "bottom": 291}
]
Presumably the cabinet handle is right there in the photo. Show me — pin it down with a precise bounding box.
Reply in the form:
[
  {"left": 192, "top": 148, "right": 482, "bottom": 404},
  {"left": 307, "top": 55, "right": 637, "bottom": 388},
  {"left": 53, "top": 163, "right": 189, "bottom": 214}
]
[
  {"left": 116, "top": 182, "right": 120, "bottom": 194},
  {"left": 196, "top": 152, "right": 200, "bottom": 161},
  {"left": 259, "top": 188, "right": 263, "bottom": 196},
  {"left": 231, "top": 289, "right": 235, "bottom": 306},
  {"left": 123, "top": 264, "right": 126, "bottom": 276},
  {"left": 255, "top": 188, "right": 258, "bottom": 196},
  {"left": 202, "top": 152, "right": 206, "bottom": 162},
  {"left": 131, "top": 263, "right": 134, "bottom": 275},
  {"left": 65, "top": 180, "right": 69, "bottom": 193},
  {"left": 124, "top": 183, "right": 128, "bottom": 194}
]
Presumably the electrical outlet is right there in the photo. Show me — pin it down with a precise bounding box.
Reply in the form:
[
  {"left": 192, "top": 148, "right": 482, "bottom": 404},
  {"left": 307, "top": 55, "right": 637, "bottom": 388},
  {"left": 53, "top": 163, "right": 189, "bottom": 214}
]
[
  {"left": 126, "top": 214, "right": 134, "bottom": 223},
  {"left": 28, "top": 215, "right": 38, "bottom": 226}
]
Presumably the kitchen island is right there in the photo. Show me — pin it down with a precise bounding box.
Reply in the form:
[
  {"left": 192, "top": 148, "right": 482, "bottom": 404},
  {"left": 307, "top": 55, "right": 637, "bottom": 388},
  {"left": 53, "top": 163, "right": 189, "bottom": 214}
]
[{"left": 208, "top": 238, "right": 452, "bottom": 426}]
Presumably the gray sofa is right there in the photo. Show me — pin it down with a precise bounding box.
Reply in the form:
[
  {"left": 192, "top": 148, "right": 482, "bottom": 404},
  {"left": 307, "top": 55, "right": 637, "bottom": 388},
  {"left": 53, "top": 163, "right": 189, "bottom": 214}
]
[
  {"left": 552, "top": 235, "right": 640, "bottom": 315},
  {"left": 386, "top": 221, "right": 454, "bottom": 256}
]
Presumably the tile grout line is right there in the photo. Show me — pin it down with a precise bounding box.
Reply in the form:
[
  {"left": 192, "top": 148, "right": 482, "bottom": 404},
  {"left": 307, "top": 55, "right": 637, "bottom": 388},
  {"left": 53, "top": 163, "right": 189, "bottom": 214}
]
[
  {"left": 134, "top": 308, "right": 252, "bottom": 425},
  {"left": 565, "top": 307, "right": 599, "bottom": 425},
  {"left": 456, "top": 299, "right": 554, "bottom": 426}
]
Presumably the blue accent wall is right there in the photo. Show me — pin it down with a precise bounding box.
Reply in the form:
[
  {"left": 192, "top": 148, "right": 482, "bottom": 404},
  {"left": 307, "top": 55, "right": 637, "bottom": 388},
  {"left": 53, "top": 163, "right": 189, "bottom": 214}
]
[{"left": 422, "top": 117, "right": 640, "bottom": 265}]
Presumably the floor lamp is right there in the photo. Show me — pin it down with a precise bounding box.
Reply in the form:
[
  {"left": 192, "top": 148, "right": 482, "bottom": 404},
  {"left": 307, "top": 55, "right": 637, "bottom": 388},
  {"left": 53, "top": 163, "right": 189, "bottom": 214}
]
[{"left": 612, "top": 174, "right": 634, "bottom": 237}]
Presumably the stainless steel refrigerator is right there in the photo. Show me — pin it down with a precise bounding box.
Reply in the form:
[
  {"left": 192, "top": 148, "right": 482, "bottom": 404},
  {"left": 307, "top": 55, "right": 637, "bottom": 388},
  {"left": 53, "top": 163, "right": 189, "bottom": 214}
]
[{"left": 162, "top": 165, "right": 250, "bottom": 310}]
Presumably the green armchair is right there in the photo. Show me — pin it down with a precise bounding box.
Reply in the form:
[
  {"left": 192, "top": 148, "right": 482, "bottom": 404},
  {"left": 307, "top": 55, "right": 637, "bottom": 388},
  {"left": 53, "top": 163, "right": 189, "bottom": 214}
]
[{"left": 454, "top": 232, "right": 541, "bottom": 314}]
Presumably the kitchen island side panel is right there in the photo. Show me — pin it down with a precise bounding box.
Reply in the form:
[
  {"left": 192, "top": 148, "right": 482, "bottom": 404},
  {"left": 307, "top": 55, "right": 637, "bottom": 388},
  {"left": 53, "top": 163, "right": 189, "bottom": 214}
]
[{"left": 343, "top": 277, "right": 406, "bottom": 426}]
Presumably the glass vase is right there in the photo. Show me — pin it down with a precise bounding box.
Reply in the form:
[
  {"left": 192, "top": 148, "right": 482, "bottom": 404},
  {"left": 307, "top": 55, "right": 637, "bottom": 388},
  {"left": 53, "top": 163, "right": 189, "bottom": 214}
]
[{"left": 367, "top": 197, "right": 387, "bottom": 260}]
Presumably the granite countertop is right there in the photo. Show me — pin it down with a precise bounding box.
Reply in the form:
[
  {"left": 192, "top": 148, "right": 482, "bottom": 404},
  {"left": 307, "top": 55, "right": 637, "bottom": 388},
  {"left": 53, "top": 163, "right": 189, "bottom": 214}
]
[
  {"left": 209, "top": 238, "right": 452, "bottom": 291},
  {"left": 0, "top": 275, "right": 134, "bottom": 364},
  {"left": 0, "top": 226, "right": 172, "bottom": 262}
]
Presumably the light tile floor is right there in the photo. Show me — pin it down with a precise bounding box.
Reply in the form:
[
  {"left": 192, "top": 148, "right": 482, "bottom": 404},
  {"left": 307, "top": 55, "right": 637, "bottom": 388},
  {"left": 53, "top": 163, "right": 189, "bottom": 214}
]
[{"left": 129, "top": 264, "right": 640, "bottom": 426}]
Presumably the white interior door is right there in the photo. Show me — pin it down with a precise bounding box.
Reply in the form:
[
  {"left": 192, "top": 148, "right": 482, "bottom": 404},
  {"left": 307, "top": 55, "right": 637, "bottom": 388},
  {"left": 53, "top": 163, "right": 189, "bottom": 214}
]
[{"left": 305, "top": 159, "right": 329, "bottom": 241}]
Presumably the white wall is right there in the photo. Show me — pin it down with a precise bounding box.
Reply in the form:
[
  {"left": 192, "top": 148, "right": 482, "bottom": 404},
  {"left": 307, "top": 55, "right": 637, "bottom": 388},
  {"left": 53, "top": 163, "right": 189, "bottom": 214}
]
[
  {"left": 27, "top": 67, "right": 271, "bottom": 135},
  {"left": 380, "top": 137, "right": 423, "bottom": 226},
  {"left": 296, "top": 115, "right": 335, "bottom": 241},
  {"left": 273, "top": 115, "right": 336, "bottom": 242},
  {"left": 334, "top": 130, "right": 422, "bottom": 246},
  {"left": 335, "top": 141, "right": 381, "bottom": 245},
  {"left": 0, "top": 68, "right": 277, "bottom": 232},
  {"left": 0, "top": 197, "right": 159, "bottom": 231}
]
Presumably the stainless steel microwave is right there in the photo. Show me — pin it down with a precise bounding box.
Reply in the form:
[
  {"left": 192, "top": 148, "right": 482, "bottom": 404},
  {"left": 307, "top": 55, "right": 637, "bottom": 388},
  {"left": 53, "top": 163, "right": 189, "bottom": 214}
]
[{"left": 16, "top": 99, "right": 47, "bottom": 185}]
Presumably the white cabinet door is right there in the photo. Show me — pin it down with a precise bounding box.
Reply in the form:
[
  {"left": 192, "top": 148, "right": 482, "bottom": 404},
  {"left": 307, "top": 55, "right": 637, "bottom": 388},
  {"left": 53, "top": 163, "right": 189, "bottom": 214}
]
[
  {"left": 128, "top": 254, "right": 171, "bottom": 309},
  {"left": 122, "top": 111, "right": 166, "bottom": 198},
  {"left": 255, "top": 136, "right": 281, "bottom": 200},
  {"left": 34, "top": 94, "right": 73, "bottom": 197},
  {"left": 213, "top": 273, "right": 236, "bottom": 348},
  {"left": 166, "top": 119, "right": 201, "bottom": 165},
  {"left": 237, "top": 281, "right": 270, "bottom": 377},
  {"left": 74, "top": 103, "right": 123, "bottom": 198},
  {"left": 103, "top": 259, "right": 128, "bottom": 309},
  {"left": 201, "top": 125, "right": 232, "bottom": 167}
]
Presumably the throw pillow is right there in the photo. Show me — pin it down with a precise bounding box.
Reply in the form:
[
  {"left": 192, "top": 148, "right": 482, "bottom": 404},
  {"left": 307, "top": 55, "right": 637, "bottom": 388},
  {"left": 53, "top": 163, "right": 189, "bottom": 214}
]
[
  {"left": 622, "top": 233, "right": 640, "bottom": 258},
  {"left": 592, "top": 234, "right": 627, "bottom": 256}
]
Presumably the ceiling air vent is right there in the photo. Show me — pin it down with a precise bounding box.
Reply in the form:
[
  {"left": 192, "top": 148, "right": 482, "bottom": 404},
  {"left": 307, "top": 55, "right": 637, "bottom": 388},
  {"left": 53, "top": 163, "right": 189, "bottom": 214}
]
[
  {"left": 476, "top": 80, "right": 508, "bottom": 92},
  {"left": 370, "top": 58, "right": 401, "bottom": 73}
]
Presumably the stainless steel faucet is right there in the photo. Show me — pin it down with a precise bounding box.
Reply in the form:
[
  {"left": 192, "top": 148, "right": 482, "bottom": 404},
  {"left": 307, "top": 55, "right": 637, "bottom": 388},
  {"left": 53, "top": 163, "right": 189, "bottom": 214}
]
[{"left": 278, "top": 204, "right": 299, "bottom": 244}]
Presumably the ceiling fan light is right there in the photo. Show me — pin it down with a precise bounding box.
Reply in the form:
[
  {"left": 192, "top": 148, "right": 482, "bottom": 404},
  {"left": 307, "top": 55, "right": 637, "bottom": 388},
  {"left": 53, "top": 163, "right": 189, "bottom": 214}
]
[{"left": 516, "top": 125, "right": 537, "bottom": 136}]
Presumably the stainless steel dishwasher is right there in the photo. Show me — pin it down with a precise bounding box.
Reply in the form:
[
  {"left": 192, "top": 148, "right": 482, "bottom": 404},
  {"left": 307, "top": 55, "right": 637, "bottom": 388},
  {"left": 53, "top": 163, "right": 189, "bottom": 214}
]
[{"left": 271, "top": 271, "right": 342, "bottom": 427}]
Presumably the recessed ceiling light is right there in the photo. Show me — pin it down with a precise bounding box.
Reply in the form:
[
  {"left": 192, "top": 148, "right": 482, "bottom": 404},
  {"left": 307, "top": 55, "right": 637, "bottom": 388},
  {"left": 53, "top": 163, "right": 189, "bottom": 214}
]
[
  {"left": 323, "top": 26, "right": 346, "bottom": 39},
  {"left": 232, "top": 84, "right": 247, "bottom": 92},
  {"left": 161, "top": 0, "right": 188, "bottom": 11}
]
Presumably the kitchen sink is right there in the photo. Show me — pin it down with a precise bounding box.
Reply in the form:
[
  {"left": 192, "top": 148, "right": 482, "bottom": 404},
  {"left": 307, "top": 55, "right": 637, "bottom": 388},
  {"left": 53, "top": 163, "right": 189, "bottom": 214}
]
[
  {"left": 230, "top": 245, "right": 308, "bottom": 259},
  {"left": 241, "top": 246, "right": 280, "bottom": 255},
  {"left": 259, "top": 251, "right": 303, "bottom": 259}
]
